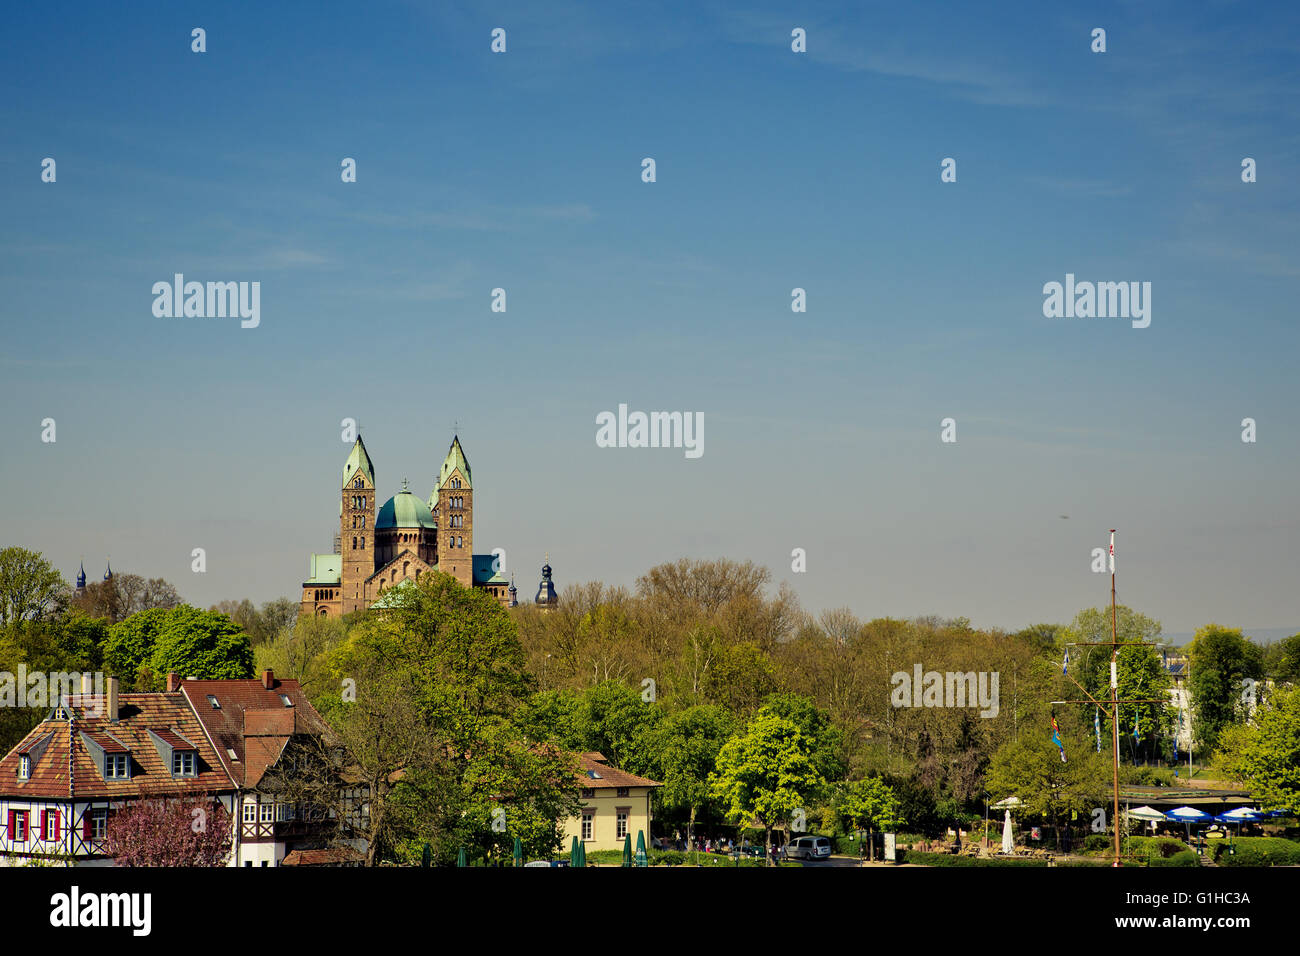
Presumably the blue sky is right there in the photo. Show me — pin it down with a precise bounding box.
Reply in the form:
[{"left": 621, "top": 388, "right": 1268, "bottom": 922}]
[{"left": 1, "top": 0, "right": 1297, "bottom": 637}]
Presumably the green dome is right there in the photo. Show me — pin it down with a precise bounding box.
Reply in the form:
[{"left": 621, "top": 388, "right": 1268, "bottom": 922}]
[{"left": 375, "top": 489, "right": 436, "bottom": 530}]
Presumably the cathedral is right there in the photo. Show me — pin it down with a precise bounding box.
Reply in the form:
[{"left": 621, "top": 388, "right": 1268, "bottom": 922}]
[{"left": 300, "top": 434, "right": 558, "bottom": 617}]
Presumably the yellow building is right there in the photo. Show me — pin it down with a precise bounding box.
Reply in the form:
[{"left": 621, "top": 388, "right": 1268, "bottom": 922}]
[{"left": 562, "top": 753, "right": 660, "bottom": 852}]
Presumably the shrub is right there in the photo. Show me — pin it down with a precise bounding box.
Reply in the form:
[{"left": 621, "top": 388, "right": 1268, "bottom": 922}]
[
  {"left": 1150, "top": 851, "right": 1199, "bottom": 867},
  {"left": 1083, "top": 835, "right": 1111, "bottom": 852},
  {"left": 897, "top": 850, "right": 1047, "bottom": 867},
  {"left": 1213, "top": 837, "right": 1300, "bottom": 867},
  {"left": 1123, "top": 837, "right": 1190, "bottom": 864}
]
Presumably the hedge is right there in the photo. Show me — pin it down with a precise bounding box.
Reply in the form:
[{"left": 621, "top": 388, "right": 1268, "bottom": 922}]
[
  {"left": 897, "top": 850, "right": 1047, "bottom": 867},
  {"left": 1122, "top": 837, "right": 1190, "bottom": 864},
  {"left": 1212, "top": 837, "right": 1300, "bottom": 867}
]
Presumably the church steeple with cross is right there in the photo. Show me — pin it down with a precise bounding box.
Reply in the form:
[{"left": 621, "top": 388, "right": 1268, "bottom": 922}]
[{"left": 302, "top": 431, "right": 525, "bottom": 617}]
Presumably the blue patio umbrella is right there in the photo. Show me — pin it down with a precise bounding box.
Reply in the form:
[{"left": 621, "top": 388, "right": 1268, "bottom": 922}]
[
  {"left": 1215, "top": 808, "right": 1262, "bottom": 854},
  {"left": 1167, "top": 806, "right": 1211, "bottom": 848}
]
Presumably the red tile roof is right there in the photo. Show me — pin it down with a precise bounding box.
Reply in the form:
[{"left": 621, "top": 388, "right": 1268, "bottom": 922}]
[
  {"left": 0, "top": 693, "right": 235, "bottom": 800},
  {"left": 281, "top": 847, "right": 365, "bottom": 866},
  {"left": 179, "top": 675, "right": 331, "bottom": 788},
  {"left": 577, "top": 753, "right": 660, "bottom": 790},
  {"left": 149, "top": 729, "right": 198, "bottom": 750}
]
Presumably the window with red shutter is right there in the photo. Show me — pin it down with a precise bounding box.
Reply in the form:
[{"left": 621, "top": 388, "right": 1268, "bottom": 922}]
[
  {"left": 53, "top": 810, "right": 61, "bottom": 842},
  {"left": 40, "top": 810, "right": 47, "bottom": 840}
]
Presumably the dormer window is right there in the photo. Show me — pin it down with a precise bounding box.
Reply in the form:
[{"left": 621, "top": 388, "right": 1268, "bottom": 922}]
[
  {"left": 105, "top": 754, "right": 130, "bottom": 779},
  {"left": 18, "top": 755, "right": 30, "bottom": 780},
  {"left": 172, "top": 751, "right": 197, "bottom": 776},
  {"left": 207, "top": 695, "right": 221, "bottom": 709},
  {"left": 279, "top": 694, "right": 293, "bottom": 707}
]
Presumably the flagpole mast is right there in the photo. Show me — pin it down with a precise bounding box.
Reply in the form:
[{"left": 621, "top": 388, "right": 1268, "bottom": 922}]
[{"left": 1111, "top": 529, "right": 1122, "bottom": 867}]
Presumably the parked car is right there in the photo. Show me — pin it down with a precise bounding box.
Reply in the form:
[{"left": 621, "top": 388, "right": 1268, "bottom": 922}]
[{"left": 784, "top": 836, "right": 833, "bottom": 860}]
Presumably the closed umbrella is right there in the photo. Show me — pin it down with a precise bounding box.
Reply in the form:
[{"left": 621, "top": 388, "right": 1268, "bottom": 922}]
[
  {"left": 513, "top": 836, "right": 523, "bottom": 867},
  {"left": 576, "top": 841, "right": 586, "bottom": 867},
  {"left": 421, "top": 843, "right": 432, "bottom": 868},
  {"left": 570, "top": 836, "right": 579, "bottom": 867},
  {"left": 622, "top": 833, "right": 633, "bottom": 867},
  {"left": 635, "top": 830, "right": 648, "bottom": 867},
  {"left": 1001, "top": 810, "right": 1014, "bottom": 855},
  {"left": 457, "top": 846, "right": 467, "bottom": 868}
]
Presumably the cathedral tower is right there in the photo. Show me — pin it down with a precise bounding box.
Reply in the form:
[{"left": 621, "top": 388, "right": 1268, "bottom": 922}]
[
  {"left": 340, "top": 436, "right": 376, "bottom": 614},
  {"left": 432, "top": 435, "right": 473, "bottom": 588}
]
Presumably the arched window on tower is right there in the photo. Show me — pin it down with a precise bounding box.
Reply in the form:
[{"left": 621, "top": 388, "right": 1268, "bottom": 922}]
[
  {"left": 360, "top": 537, "right": 365, "bottom": 549},
  {"left": 352, "top": 537, "right": 357, "bottom": 549},
  {"left": 403, "top": 562, "right": 410, "bottom": 578}
]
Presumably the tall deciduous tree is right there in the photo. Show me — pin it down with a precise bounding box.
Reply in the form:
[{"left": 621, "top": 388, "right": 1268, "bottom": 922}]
[
  {"left": 647, "top": 704, "right": 735, "bottom": 844},
  {"left": 1188, "top": 624, "right": 1264, "bottom": 753},
  {"left": 1215, "top": 687, "right": 1300, "bottom": 813},
  {"left": 0, "top": 547, "right": 66, "bottom": 626},
  {"left": 709, "top": 710, "right": 824, "bottom": 864},
  {"left": 986, "top": 731, "right": 1109, "bottom": 850}
]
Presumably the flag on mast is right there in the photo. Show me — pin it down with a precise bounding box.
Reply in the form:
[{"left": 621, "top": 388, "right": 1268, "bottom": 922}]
[
  {"left": 1109, "top": 530, "right": 1115, "bottom": 574},
  {"left": 1063, "top": 646, "right": 1069, "bottom": 675},
  {"left": 1051, "top": 716, "right": 1067, "bottom": 763},
  {"left": 1094, "top": 708, "right": 1102, "bottom": 753}
]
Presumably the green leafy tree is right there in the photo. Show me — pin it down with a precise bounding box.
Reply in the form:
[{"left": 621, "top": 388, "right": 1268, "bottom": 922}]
[
  {"left": 322, "top": 571, "right": 544, "bottom": 864},
  {"left": 1188, "top": 624, "right": 1264, "bottom": 753},
  {"left": 709, "top": 711, "right": 825, "bottom": 864},
  {"left": 1215, "top": 687, "right": 1300, "bottom": 813},
  {"left": 986, "top": 730, "right": 1109, "bottom": 851},
  {"left": 840, "top": 776, "right": 903, "bottom": 858},
  {"left": 647, "top": 704, "right": 735, "bottom": 843},
  {"left": 0, "top": 547, "right": 66, "bottom": 626},
  {"left": 760, "top": 692, "right": 846, "bottom": 785},
  {"left": 703, "top": 640, "right": 777, "bottom": 714},
  {"left": 1268, "top": 633, "right": 1300, "bottom": 686},
  {"left": 104, "top": 607, "right": 173, "bottom": 687},
  {"left": 1065, "top": 606, "right": 1171, "bottom": 754},
  {"left": 148, "top": 606, "right": 254, "bottom": 686}
]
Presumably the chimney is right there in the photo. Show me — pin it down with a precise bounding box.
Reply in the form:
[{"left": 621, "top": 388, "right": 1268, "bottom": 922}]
[
  {"left": 166, "top": 672, "right": 181, "bottom": 693},
  {"left": 262, "top": 669, "right": 275, "bottom": 690},
  {"left": 107, "top": 677, "right": 119, "bottom": 722}
]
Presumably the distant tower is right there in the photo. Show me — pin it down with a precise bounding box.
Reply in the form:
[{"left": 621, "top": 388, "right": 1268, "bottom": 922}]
[
  {"left": 534, "top": 556, "right": 558, "bottom": 608},
  {"left": 75, "top": 561, "right": 87, "bottom": 597},
  {"left": 103, "top": 561, "right": 112, "bottom": 582},
  {"left": 340, "top": 436, "right": 377, "bottom": 614},
  {"left": 432, "top": 435, "right": 474, "bottom": 588},
  {"left": 507, "top": 575, "right": 518, "bottom": 608}
]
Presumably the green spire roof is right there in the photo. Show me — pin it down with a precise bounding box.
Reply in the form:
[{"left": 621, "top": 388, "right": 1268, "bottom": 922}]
[
  {"left": 436, "top": 435, "right": 472, "bottom": 491},
  {"left": 342, "top": 436, "right": 375, "bottom": 488}
]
